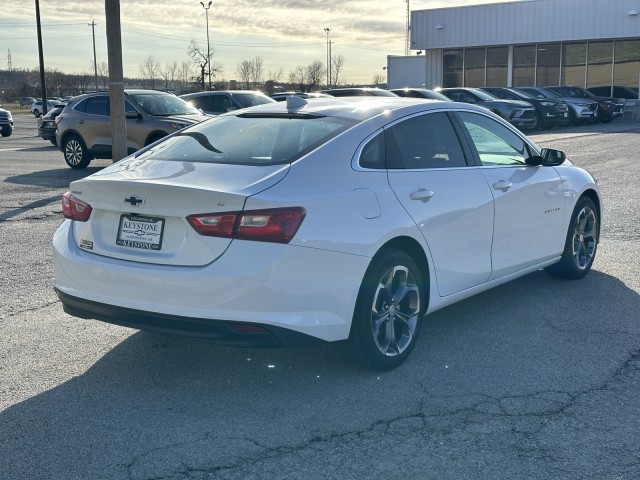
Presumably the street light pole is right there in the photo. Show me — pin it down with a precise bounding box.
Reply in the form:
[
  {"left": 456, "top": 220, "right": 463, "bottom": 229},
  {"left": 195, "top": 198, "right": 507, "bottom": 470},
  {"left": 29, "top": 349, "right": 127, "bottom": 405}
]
[
  {"left": 324, "top": 27, "right": 331, "bottom": 88},
  {"left": 200, "top": 1, "right": 212, "bottom": 90}
]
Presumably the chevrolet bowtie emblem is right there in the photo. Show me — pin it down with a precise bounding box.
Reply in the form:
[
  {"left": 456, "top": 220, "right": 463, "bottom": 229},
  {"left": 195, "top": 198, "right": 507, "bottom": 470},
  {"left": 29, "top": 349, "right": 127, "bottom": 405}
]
[{"left": 124, "top": 195, "right": 145, "bottom": 206}]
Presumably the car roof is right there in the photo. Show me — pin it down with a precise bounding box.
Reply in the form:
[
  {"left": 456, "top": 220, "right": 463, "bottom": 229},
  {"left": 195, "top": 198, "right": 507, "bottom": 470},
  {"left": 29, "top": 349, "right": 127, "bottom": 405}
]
[
  {"left": 181, "top": 90, "right": 268, "bottom": 97},
  {"left": 225, "top": 96, "right": 486, "bottom": 122}
]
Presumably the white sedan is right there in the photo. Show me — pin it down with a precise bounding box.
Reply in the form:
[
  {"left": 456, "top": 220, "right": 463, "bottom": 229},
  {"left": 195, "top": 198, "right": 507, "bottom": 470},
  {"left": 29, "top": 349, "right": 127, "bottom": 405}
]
[{"left": 53, "top": 96, "right": 602, "bottom": 371}]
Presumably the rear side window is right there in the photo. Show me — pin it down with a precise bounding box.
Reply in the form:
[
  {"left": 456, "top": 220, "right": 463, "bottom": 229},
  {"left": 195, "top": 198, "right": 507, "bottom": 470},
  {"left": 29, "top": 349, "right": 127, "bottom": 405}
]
[
  {"left": 135, "top": 114, "right": 357, "bottom": 166},
  {"left": 385, "top": 112, "right": 468, "bottom": 169},
  {"left": 84, "top": 96, "right": 109, "bottom": 116}
]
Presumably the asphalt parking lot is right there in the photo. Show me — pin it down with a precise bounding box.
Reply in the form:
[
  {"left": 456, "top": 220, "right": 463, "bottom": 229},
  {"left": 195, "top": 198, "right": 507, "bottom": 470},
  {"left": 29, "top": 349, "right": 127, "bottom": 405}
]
[{"left": 1, "top": 113, "right": 639, "bottom": 480}]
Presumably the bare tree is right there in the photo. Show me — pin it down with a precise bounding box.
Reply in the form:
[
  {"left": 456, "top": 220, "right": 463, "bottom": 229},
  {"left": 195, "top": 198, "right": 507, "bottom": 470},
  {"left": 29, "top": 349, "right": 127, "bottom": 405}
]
[
  {"left": 331, "top": 54, "right": 345, "bottom": 86},
  {"left": 139, "top": 55, "right": 160, "bottom": 89},
  {"left": 188, "top": 40, "right": 222, "bottom": 90},
  {"left": 250, "top": 56, "right": 264, "bottom": 89},
  {"left": 372, "top": 73, "right": 386, "bottom": 87},
  {"left": 236, "top": 59, "right": 253, "bottom": 89},
  {"left": 98, "top": 61, "right": 108, "bottom": 89},
  {"left": 288, "top": 65, "right": 306, "bottom": 91},
  {"left": 264, "top": 67, "right": 283, "bottom": 94},
  {"left": 160, "top": 61, "right": 179, "bottom": 92},
  {"left": 180, "top": 61, "right": 192, "bottom": 93},
  {"left": 305, "top": 60, "right": 325, "bottom": 91}
]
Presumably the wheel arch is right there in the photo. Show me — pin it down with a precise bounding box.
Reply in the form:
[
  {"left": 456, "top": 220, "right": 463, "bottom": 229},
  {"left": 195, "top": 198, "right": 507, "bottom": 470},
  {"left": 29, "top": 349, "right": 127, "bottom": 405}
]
[
  {"left": 60, "top": 129, "right": 84, "bottom": 148},
  {"left": 373, "top": 235, "right": 431, "bottom": 313},
  {"left": 144, "top": 130, "right": 168, "bottom": 146},
  {"left": 579, "top": 188, "right": 602, "bottom": 241}
]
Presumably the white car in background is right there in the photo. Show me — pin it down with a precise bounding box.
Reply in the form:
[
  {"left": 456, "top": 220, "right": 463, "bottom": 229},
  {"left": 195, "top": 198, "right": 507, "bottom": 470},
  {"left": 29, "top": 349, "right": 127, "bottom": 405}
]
[{"left": 53, "top": 96, "right": 602, "bottom": 371}]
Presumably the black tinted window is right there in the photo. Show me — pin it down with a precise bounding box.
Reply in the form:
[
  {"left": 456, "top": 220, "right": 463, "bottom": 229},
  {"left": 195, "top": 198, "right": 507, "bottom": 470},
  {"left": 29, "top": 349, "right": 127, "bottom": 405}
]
[
  {"left": 385, "top": 112, "right": 468, "bottom": 169},
  {"left": 359, "top": 133, "right": 385, "bottom": 169},
  {"left": 84, "top": 96, "right": 109, "bottom": 116},
  {"left": 186, "top": 96, "right": 212, "bottom": 112}
]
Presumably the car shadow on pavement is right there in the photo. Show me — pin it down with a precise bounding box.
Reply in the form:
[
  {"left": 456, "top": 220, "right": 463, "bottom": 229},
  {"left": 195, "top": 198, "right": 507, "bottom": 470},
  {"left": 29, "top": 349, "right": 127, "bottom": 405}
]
[
  {"left": 5, "top": 166, "right": 105, "bottom": 189},
  {"left": 1, "top": 269, "right": 639, "bottom": 478}
]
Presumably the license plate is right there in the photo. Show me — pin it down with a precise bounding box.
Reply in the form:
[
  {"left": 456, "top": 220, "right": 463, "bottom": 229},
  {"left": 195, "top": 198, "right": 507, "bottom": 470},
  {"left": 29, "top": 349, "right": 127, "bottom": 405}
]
[
  {"left": 116, "top": 214, "right": 164, "bottom": 250},
  {"left": 563, "top": 112, "right": 568, "bottom": 118}
]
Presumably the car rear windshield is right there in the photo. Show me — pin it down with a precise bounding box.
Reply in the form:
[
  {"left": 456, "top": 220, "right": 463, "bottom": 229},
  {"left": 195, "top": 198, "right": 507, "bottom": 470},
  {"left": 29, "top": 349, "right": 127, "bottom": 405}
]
[
  {"left": 135, "top": 114, "right": 357, "bottom": 166},
  {"left": 128, "top": 93, "right": 201, "bottom": 116}
]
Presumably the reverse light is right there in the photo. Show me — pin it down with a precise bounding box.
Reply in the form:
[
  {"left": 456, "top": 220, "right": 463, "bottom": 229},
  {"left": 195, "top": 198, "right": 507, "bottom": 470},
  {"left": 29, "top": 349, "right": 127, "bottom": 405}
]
[
  {"left": 187, "top": 207, "right": 306, "bottom": 244},
  {"left": 61, "top": 192, "right": 92, "bottom": 222}
]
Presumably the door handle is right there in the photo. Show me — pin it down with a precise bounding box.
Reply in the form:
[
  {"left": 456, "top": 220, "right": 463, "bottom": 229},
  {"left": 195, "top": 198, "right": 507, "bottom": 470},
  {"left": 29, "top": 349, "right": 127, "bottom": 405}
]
[
  {"left": 77, "top": 120, "right": 85, "bottom": 124},
  {"left": 410, "top": 189, "right": 435, "bottom": 202},
  {"left": 492, "top": 180, "right": 512, "bottom": 192}
]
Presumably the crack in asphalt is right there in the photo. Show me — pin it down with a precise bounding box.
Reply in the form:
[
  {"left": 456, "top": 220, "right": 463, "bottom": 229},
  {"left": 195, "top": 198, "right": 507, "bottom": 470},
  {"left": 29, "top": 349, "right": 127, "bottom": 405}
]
[{"left": 125, "top": 351, "right": 640, "bottom": 479}]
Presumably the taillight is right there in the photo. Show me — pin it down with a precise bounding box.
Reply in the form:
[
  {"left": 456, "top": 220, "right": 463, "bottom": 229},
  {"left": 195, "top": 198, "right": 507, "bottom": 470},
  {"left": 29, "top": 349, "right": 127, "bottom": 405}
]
[
  {"left": 61, "top": 192, "right": 92, "bottom": 222},
  {"left": 55, "top": 115, "right": 63, "bottom": 124},
  {"left": 187, "top": 207, "right": 306, "bottom": 244}
]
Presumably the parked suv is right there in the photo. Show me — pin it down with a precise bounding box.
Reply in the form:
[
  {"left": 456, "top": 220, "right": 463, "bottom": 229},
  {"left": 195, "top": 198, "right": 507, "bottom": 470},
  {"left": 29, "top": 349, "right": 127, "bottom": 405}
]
[
  {"left": 546, "top": 85, "right": 623, "bottom": 123},
  {"left": 481, "top": 87, "right": 569, "bottom": 129},
  {"left": 516, "top": 87, "right": 598, "bottom": 126},
  {"left": 56, "top": 90, "right": 209, "bottom": 169},
  {"left": 180, "top": 90, "right": 275, "bottom": 115},
  {"left": 0, "top": 105, "right": 13, "bottom": 137},
  {"left": 17, "top": 96, "right": 36, "bottom": 107},
  {"left": 438, "top": 87, "right": 536, "bottom": 129},
  {"left": 31, "top": 99, "right": 64, "bottom": 118}
]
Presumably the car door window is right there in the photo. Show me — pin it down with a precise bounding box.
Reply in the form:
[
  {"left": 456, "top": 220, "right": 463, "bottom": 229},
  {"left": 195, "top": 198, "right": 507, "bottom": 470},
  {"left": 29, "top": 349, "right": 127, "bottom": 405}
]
[
  {"left": 385, "top": 112, "right": 468, "bottom": 169},
  {"left": 458, "top": 112, "right": 531, "bottom": 166}
]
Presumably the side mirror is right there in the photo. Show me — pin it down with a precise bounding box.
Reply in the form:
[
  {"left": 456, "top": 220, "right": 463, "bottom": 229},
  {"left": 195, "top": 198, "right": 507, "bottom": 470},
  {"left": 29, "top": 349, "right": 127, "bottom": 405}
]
[
  {"left": 126, "top": 111, "right": 141, "bottom": 120},
  {"left": 540, "top": 148, "right": 566, "bottom": 166},
  {"left": 525, "top": 148, "right": 566, "bottom": 167}
]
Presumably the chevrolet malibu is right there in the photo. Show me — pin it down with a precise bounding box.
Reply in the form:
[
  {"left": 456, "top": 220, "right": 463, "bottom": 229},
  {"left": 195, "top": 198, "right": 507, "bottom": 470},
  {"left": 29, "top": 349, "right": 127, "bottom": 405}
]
[{"left": 53, "top": 97, "right": 602, "bottom": 371}]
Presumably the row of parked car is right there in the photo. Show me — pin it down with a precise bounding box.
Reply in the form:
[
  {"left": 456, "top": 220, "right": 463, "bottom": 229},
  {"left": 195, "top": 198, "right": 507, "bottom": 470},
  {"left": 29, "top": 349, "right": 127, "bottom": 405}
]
[
  {"left": 32, "top": 84, "right": 631, "bottom": 169},
  {"left": 320, "top": 85, "right": 627, "bottom": 130}
]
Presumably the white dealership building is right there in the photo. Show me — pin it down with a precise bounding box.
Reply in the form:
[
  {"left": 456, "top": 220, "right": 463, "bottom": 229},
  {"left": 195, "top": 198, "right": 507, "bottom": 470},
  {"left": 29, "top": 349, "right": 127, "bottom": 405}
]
[{"left": 387, "top": 0, "right": 640, "bottom": 99}]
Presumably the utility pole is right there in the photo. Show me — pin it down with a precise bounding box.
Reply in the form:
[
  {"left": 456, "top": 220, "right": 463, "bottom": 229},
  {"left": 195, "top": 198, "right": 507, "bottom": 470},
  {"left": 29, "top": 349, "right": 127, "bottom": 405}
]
[
  {"left": 34, "top": 0, "right": 48, "bottom": 116},
  {"left": 405, "top": 0, "right": 410, "bottom": 56},
  {"left": 324, "top": 28, "right": 331, "bottom": 88},
  {"left": 200, "top": 1, "right": 212, "bottom": 90},
  {"left": 105, "top": 0, "right": 127, "bottom": 162},
  {"left": 89, "top": 20, "right": 99, "bottom": 91}
]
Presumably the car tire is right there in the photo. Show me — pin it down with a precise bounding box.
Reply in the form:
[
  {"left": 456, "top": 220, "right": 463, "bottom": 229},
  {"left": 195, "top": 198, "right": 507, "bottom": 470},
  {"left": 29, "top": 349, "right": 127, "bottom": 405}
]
[
  {"left": 33, "top": 109, "right": 40, "bottom": 118},
  {"left": 49, "top": 138, "right": 57, "bottom": 146},
  {"left": 532, "top": 112, "right": 543, "bottom": 130},
  {"left": 545, "top": 197, "right": 598, "bottom": 279},
  {"left": 1, "top": 128, "right": 11, "bottom": 138},
  {"left": 63, "top": 135, "right": 92, "bottom": 169},
  {"left": 340, "top": 248, "right": 425, "bottom": 371}
]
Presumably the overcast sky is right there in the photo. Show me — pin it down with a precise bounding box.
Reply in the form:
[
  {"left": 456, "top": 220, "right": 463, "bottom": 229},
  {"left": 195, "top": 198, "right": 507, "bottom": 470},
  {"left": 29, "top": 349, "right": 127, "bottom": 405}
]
[{"left": 1, "top": 0, "right": 515, "bottom": 85}]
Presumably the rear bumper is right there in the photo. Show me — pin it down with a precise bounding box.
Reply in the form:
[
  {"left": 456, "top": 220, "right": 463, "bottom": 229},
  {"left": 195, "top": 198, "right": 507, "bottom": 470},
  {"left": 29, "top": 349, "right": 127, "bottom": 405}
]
[
  {"left": 53, "top": 219, "right": 368, "bottom": 343},
  {"left": 55, "top": 289, "right": 323, "bottom": 347}
]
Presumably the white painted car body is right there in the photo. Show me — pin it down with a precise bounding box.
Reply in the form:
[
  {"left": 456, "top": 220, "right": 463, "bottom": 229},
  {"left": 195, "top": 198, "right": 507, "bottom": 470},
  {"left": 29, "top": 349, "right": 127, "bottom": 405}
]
[{"left": 53, "top": 97, "right": 602, "bottom": 353}]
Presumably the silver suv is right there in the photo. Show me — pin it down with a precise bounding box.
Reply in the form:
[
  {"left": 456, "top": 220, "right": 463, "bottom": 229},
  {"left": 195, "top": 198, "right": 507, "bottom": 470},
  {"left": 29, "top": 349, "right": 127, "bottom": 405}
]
[{"left": 56, "top": 90, "right": 209, "bottom": 168}]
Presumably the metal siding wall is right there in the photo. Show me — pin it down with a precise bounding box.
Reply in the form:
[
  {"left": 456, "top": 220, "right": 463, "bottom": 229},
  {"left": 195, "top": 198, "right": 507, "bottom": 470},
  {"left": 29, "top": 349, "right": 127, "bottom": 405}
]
[{"left": 412, "top": 0, "right": 640, "bottom": 49}]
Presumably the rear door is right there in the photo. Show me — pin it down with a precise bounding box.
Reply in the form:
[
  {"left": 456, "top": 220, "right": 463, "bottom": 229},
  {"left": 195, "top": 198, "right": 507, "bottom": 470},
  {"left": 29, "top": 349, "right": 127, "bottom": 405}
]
[{"left": 384, "top": 111, "right": 495, "bottom": 296}]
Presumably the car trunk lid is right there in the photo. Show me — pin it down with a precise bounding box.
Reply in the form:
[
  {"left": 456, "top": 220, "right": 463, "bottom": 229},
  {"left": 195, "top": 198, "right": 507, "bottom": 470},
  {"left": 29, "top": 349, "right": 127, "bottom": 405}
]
[{"left": 67, "top": 158, "right": 289, "bottom": 266}]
